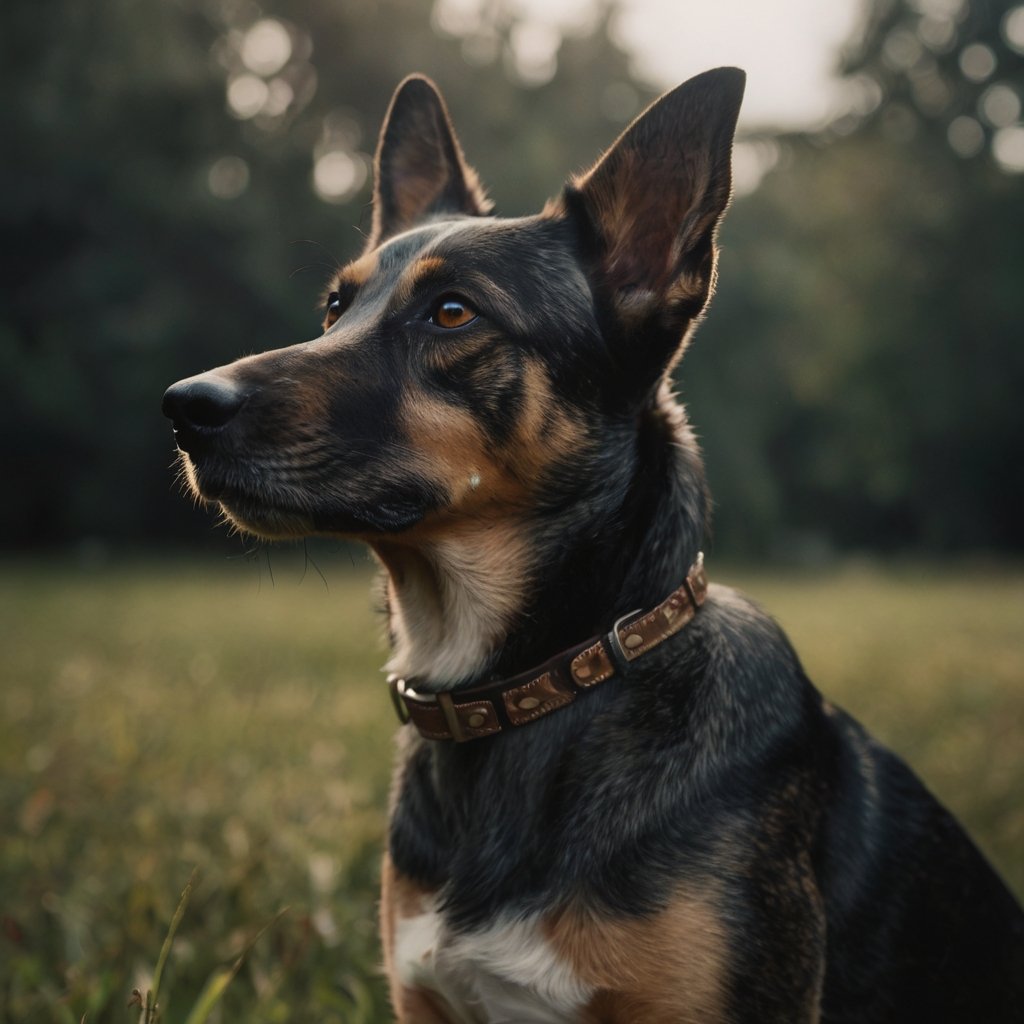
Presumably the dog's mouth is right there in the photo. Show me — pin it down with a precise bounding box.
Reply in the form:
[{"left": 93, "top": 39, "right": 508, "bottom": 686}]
[{"left": 177, "top": 449, "right": 433, "bottom": 539}]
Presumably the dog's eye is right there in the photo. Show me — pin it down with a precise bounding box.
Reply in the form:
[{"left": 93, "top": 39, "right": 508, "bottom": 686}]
[
  {"left": 324, "top": 292, "right": 344, "bottom": 328},
  {"left": 429, "top": 296, "right": 477, "bottom": 330},
  {"left": 323, "top": 283, "right": 356, "bottom": 329}
]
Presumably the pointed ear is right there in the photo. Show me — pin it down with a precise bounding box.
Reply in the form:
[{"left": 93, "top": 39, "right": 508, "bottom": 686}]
[
  {"left": 564, "top": 67, "right": 745, "bottom": 354},
  {"left": 367, "top": 74, "right": 491, "bottom": 250}
]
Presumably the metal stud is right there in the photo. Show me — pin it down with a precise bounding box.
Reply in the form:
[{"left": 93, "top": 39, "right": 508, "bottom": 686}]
[
  {"left": 518, "top": 696, "right": 541, "bottom": 711},
  {"left": 467, "top": 712, "right": 486, "bottom": 728},
  {"left": 624, "top": 633, "right": 644, "bottom": 650}
]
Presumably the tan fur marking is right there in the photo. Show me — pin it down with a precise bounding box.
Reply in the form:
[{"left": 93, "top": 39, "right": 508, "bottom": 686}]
[
  {"left": 380, "top": 854, "right": 454, "bottom": 1023},
  {"left": 381, "top": 853, "right": 430, "bottom": 922},
  {"left": 399, "top": 392, "right": 529, "bottom": 520},
  {"left": 547, "top": 891, "right": 730, "bottom": 1024},
  {"left": 379, "top": 851, "right": 417, "bottom": 988},
  {"left": 226, "top": 350, "right": 340, "bottom": 441},
  {"left": 337, "top": 251, "right": 379, "bottom": 290},
  {"left": 392, "top": 987, "right": 453, "bottom": 1024},
  {"left": 404, "top": 393, "right": 500, "bottom": 511},
  {"left": 509, "top": 359, "right": 586, "bottom": 479},
  {"left": 376, "top": 520, "right": 534, "bottom": 684},
  {"left": 393, "top": 255, "right": 447, "bottom": 308},
  {"left": 399, "top": 358, "right": 586, "bottom": 523}
]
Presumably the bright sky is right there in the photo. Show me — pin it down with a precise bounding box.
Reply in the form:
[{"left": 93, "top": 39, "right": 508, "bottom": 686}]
[
  {"left": 610, "top": 0, "right": 866, "bottom": 129},
  {"left": 479, "top": 0, "right": 867, "bottom": 130}
]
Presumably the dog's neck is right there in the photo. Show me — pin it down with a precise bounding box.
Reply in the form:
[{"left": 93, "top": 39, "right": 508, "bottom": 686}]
[
  {"left": 374, "top": 386, "right": 708, "bottom": 691},
  {"left": 374, "top": 520, "right": 535, "bottom": 687}
]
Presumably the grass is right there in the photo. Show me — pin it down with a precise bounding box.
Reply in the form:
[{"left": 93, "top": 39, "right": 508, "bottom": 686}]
[{"left": 1, "top": 550, "right": 1022, "bottom": 1022}]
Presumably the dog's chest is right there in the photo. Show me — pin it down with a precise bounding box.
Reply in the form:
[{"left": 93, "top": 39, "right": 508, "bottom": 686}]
[{"left": 394, "top": 901, "right": 593, "bottom": 1023}]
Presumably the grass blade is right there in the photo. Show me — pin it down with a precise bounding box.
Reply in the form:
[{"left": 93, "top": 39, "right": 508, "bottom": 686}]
[
  {"left": 181, "top": 908, "right": 288, "bottom": 1024},
  {"left": 149, "top": 868, "right": 198, "bottom": 1016},
  {"left": 181, "top": 968, "right": 234, "bottom": 1024}
]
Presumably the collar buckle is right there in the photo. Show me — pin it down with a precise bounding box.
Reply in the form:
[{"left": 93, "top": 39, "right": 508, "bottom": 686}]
[
  {"left": 605, "top": 608, "right": 641, "bottom": 674},
  {"left": 387, "top": 674, "right": 411, "bottom": 724}
]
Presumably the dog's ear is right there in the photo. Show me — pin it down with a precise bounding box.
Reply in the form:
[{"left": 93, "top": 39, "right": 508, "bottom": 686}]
[
  {"left": 562, "top": 67, "right": 745, "bottom": 367},
  {"left": 367, "top": 75, "right": 491, "bottom": 250}
]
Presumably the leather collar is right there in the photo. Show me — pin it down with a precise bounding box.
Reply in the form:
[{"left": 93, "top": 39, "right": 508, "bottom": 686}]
[{"left": 388, "top": 554, "right": 708, "bottom": 742}]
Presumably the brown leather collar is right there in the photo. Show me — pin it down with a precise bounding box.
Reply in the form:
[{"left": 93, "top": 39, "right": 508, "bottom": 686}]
[{"left": 388, "top": 554, "right": 708, "bottom": 742}]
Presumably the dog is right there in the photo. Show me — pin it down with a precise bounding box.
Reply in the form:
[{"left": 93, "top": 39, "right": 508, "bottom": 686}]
[{"left": 163, "top": 68, "right": 1024, "bottom": 1022}]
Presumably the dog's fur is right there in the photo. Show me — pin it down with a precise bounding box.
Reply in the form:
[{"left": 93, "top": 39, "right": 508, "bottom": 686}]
[{"left": 164, "top": 70, "right": 1024, "bottom": 1022}]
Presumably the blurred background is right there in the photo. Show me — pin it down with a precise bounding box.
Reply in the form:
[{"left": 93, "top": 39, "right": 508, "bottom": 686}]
[
  {"left": 3, "top": 0, "right": 1024, "bottom": 557},
  {"left": 2, "top": 0, "right": 1022, "bottom": 1021}
]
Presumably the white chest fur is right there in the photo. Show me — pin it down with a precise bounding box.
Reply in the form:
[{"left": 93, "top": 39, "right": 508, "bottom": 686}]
[{"left": 394, "top": 902, "right": 593, "bottom": 1023}]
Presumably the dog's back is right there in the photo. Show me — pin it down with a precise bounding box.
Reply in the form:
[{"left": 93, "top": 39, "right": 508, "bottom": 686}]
[{"left": 818, "top": 703, "right": 1024, "bottom": 1019}]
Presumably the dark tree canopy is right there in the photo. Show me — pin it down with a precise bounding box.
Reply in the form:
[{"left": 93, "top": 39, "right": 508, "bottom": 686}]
[{"left": 687, "top": 0, "right": 1024, "bottom": 556}]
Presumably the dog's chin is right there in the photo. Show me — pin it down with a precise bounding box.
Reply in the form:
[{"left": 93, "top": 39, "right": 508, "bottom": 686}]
[
  {"left": 180, "top": 453, "right": 433, "bottom": 539},
  {"left": 185, "top": 478, "right": 318, "bottom": 540},
  {"left": 220, "top": 498, "right": 428, "bottom": 540},
  {"left": 206, "top": 480, "right": 433, "bottom": 539},
  {"left": 219, "top": 502, "right": 316, "bottom": 540}
]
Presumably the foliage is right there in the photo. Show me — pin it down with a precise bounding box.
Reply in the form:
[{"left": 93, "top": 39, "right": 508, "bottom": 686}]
[
  {"left": 688, "top": 0, "right": 1024, "bottom": 556},
  {"left": 1, "top": 554, "right": 1022, "bottom": 1019},
  {"left": 1, "top": 550, "right": 393, "bottom": 1022}
]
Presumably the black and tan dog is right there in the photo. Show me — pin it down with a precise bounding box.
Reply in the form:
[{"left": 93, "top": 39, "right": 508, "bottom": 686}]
[{"left": 163, "top": 69, "right": 1024, "bottom": 1022}]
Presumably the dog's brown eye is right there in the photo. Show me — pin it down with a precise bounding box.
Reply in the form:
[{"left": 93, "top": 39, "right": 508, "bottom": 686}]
[
  {"left": 323, "top": 282, "right": 358, "bottom": 329},
  {"left": 325, "top": 292, "right": 344, "bottom": 328},
  {"left": 431, "top": 297, "right": 477, "bottom": 330}
]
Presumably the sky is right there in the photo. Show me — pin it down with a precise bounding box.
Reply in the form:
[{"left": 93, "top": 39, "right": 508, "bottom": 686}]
[
  {"left": 442, "top": 0, "right": 867, "bottom": 131},
  {"left": 609, "top": 0, "right": 866, "bottom": 130}
]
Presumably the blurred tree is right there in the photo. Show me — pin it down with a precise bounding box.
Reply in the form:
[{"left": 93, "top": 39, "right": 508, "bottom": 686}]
[
  {"left": 1, "top": 0, "right": 292, "bottom": 545},
  {"left": 688, "top": 0, "right": 1024, "bottom": 557}
]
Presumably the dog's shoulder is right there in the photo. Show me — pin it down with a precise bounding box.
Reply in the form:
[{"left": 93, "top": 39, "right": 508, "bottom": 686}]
[
  {"left": 687, "top": 581, "right": 804, "bottom": 676},
  {"left": 635, "top": 580, "right": 820, "bottom": 756}
]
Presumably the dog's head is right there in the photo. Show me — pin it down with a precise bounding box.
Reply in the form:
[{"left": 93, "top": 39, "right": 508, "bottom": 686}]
[{"left": 163, "top": 69, "right": 744, "bottom": 543}]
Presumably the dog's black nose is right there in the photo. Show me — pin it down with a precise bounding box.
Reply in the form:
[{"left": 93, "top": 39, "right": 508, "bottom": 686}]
[{"left": 162, "top": 373, "right": 248, "bottom": 451}]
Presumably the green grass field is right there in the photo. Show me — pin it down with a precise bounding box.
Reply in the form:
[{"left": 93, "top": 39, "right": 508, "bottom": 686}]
[{"left": 2, "top": 552, "right": 1022, "bottom": 1022}]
